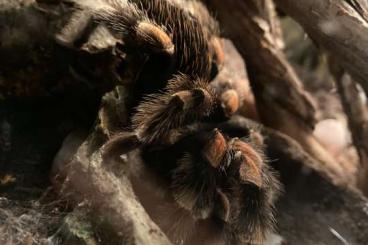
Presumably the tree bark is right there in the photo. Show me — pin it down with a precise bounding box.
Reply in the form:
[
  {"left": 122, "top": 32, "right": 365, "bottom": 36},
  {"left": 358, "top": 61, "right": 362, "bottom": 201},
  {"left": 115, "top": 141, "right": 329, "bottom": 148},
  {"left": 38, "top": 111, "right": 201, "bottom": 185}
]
[
  {"left": 205, "top": 0, "right": 350, "bottom": 183},
  {"left": 62, "top": 143, "right": 172, "bottom": 245},
  {"left": 330, "top": 59, "right": 368, "bottom": 194},
  {"left": 56, "top": 89, "right": 172, "bottom": 245},
  {"left": 275, "top": 0, "right": 368, "bottom": 98}
]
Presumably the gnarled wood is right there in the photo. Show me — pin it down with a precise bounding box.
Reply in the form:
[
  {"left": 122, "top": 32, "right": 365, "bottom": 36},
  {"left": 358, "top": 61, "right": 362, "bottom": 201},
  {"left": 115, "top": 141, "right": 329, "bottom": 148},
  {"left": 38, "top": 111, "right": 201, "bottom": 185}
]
[
  {"left": 275, "top": 0, "right": 368, "bottom": 99},
  {"left": 205, "top": 0, "right": 350, "bottom": 183},
  {"left": 329, "top": 59, "right": 368, "bottom": 194}
]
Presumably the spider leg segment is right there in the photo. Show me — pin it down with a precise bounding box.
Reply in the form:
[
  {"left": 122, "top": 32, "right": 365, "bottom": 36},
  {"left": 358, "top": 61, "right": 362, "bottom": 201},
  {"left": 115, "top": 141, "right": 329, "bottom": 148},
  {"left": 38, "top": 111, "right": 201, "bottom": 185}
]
[
  {"left": 220, "top": 89, "right": 240, "bottom": 117},
  {"left": 133, "top": 75, "right": 216, "bottom": 145},
  {"left": 58, "top": 0, "right": 175, "bottom": 56},
  {"left": 202, "top": 128, "right": 227, "bottom": 168}
]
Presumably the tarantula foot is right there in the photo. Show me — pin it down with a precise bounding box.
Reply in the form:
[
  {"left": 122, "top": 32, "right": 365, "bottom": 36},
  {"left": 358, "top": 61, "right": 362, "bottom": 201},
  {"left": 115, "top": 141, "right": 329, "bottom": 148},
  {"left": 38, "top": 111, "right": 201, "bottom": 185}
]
[
  {"left": 136, "top": 22, "right": 175, "bottom": 55},
  {"left": 231, "top": 138, "right": 263, "bottom": 187},
  {"left": 101, "top": 132, "right": 140, "bottom": 163},
  {"left": 171, "top": 88, "right": 212, "bottom": 111},
  {"left": 220, "top": 89, "right": 240, "bottom": 117},
  {"left": 249, "top": 129, "right": 264, "bottom": 146},
  {"left": 210, "top": 37, "right": 225, "bottom": 71},
  {"left": 202, "top": 128, "right": 227, "bottom": 168}
]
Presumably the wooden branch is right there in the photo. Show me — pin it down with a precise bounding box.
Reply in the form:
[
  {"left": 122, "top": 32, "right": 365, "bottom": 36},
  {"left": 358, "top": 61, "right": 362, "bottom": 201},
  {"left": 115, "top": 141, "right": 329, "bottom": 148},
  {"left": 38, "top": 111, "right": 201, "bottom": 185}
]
[
  {"left": 62, "top": 142, "right": 171, "bottom": 245},
  {"left": 329, "top": 59, "right": 368, "bottom": 194},
  {"left": 205, "top": 0, "right": 350, "bottom": 183},
  {"left": 0, "top": 1, "right": 116, "bottom": 98},
  {"left": 51, "top": 88, "right": 172, "bottom": 245},
  {"left": 274, "top": 0, "right": 368, "bottom": 97},
  {"left": 205, "top": 0, "right": 316, "bottom": 129}
]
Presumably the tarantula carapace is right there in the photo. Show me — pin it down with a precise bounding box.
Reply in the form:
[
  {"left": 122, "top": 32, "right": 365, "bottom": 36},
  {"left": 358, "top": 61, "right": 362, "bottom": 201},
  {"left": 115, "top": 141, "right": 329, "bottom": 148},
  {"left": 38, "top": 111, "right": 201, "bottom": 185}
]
[{"left": 57, "top": 0, "right": 281, "bottom": 244}]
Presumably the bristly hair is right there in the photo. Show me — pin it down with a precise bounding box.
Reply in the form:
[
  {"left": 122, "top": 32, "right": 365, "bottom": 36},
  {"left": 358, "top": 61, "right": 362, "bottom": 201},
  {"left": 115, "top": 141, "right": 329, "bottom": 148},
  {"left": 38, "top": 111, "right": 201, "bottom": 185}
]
[
  {"left": 150, "top": 127, "right": 282, "bottom": 245},
  {"left": 64, "top": 0, "right": 214, "bottom": 78},
  {"left": 60, "top": 0, "right": 173, "bottom": 53},
  {"left": 57, "top": 0, "right": 136, "bottom": 43},
  {"left": 171, "top": 153, "right": 217, "bottom": 219},
  {"left": 130, "top": 0, "right": 213, "bottom": 79},
  {"left": 132, "top": 74, "right": 216, "bottom": 145},
  {"left": 60, "top": 0, "right": 219, "bottom": 144},
  {"left": 227, "top": 161, "right": 281, "bottom": 245},
  {"left": 224, "top": 135, "right": 282, "bottom": 245}
]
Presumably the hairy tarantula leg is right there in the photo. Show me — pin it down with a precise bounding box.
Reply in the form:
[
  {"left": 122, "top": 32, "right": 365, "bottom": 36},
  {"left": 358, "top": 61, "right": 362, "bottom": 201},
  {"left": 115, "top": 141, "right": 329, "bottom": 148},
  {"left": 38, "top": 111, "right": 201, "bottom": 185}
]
[
  {"left": 220, "top": 89, "right": 240, "bottom": 117},
  {"left": 202, "top": 128, "right": 227, "bottom": 168},
  {"left": 172, "top": 0, "right": 223, "bottom": 76},
  {"left": 134, "top": 78, "right": 215, "bottom": 145},
  {"left": 171, "top": 88, "right": 211, "bottom": 111},
  {"left": 134, "top": 22, "right": 175, "bottom": 55},
  {"left": 215, "top": 136, "right": 281, "bottom": 245},
  {"left": 94, "top": 2, "right": 174, "bottom": 55},
  {"left": 214, "top": 188, "right": 231, "bottom": 222},
  {"left": 60, "top": 0, "right": 174, "bottom": 55},
  {"left": 101, "top": 132, "right": 140, "bottom": 163},
  {"left": 231, "top": 139, "right": 263, "bottom": 188},
  {"left": 210, "top": 37, "right": 225, "bottom": 72},
  {"left": 249, "top": 129, "right": 264, "bottom": 147}
]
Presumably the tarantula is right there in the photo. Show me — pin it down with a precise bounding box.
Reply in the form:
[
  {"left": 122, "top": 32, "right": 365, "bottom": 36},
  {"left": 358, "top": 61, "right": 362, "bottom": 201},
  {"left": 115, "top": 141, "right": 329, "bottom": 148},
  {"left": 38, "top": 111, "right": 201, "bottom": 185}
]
[{"left": 57, "top": 0, "right": 281, "bottom": 244}]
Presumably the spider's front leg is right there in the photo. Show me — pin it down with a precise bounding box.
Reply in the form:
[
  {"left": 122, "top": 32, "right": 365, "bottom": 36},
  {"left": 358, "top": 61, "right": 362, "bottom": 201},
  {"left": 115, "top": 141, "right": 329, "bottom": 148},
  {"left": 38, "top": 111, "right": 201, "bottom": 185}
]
[
  {"left": 57, "top": 0, "right": 175, "bottom": 56},
  {"left": 132, "top": 74, "right": 216, "bottom": 145}
]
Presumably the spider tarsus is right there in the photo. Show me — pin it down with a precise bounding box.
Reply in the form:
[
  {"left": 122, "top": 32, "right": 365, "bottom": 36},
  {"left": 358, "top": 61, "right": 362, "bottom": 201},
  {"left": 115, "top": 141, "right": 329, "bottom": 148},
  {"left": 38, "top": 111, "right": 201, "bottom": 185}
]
[
  {"left": 210, "top": 37, "right": 225, "bottom": 71},
  {"left": 171, "top": 87, "right": 211, "bottom": 111},
  {"left": 202, "top": 128, "right": 227, "bottom": 168},
  {"left": 221, "top": 89, "right": 240, "bottom": 117},
  {"left": 231, "top": 139, "right": 263, "bottom": 187},
  {"left": 135, "top": 22, "right": 175, "bottom": 55}
]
